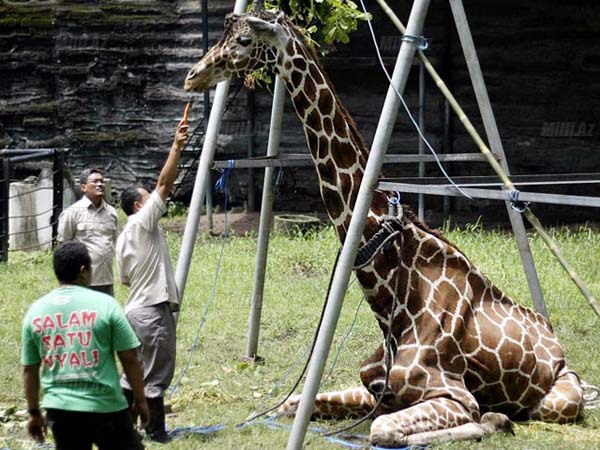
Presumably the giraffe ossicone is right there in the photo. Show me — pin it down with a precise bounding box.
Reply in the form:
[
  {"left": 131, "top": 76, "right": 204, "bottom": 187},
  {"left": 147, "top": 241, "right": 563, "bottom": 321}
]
[{"left": 184, "top": 8, "right": 584, "bottom": 447}]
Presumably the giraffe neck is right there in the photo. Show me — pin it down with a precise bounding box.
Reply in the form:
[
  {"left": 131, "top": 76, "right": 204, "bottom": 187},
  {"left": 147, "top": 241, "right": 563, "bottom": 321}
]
[{"left": 276, "top": 29, "right": 388, "bottom": 240}]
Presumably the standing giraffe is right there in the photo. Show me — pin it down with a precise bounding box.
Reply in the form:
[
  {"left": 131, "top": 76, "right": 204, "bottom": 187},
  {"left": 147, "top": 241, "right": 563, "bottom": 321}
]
[{"left": 183, "top": 6, "right": 584, "bottom": 447}]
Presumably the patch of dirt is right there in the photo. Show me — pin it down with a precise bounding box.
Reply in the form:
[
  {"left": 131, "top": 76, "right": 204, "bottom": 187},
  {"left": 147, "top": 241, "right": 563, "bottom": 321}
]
[
  {"left": 163, "top": 211, "right": 261, "bottom": 236},
  {"left": 163, "top": 211, "right": 330, "bottom": 236}
]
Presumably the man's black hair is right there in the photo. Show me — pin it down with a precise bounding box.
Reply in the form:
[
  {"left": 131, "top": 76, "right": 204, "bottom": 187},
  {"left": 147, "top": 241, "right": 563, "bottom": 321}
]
[
  {"left": 79, "top": 168, "right": 103, "bottom": 185},
  {"left": 120, "top": 186, "right": 142, "bottom": 216},
  {"left": 53, "top": 241, "right": 91, "bottom": 283}
]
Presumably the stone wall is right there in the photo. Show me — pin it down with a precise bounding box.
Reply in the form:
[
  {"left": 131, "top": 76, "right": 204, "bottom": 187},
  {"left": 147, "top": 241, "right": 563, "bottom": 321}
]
[{"left": 1, "top": 0, "right": 599, "bottom": 224}]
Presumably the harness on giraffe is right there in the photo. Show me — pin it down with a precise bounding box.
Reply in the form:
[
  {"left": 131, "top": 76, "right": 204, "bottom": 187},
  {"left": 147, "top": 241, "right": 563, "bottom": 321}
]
[{"left": 353, "top": 193, "right": 404, "bottom": 269}]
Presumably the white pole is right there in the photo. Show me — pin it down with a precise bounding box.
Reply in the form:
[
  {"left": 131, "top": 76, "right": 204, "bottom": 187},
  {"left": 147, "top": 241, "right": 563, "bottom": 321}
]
[
  {"left": 175, "top": 0, "right": 249, "bottom": 315},
  {"left": 418, "top": 62, "right": 426, "bottom": 221},
  {"left": 245, "top": 78, "right": 286, "bottom": 359},
  {"left": 285, "top": 1, "right": 432, "bottom": 448}
]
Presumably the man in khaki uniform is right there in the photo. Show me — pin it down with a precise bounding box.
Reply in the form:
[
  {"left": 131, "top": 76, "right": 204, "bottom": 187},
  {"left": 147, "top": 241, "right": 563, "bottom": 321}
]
[
  {"left": 116, "top": 121, "right": 188, "bottom": 443},
  {"left": 57, "top": 168, "right": 118, "bottom": 295}
]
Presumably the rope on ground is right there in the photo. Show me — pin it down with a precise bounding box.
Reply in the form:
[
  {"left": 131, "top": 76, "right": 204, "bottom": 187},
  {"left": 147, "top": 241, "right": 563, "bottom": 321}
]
[
  {"left": 374, "top": 0, "right": 600, "bottom": 321},
  {"left": 259, "top": 416, "right": 413, "bottom": 450},
  {"left": 165, "top": 416, "right": 413, "bottom": 450}
]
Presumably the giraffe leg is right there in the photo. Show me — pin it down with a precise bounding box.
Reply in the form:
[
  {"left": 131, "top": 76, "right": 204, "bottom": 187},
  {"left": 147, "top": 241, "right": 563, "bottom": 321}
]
[
  {"left": 369, "top": 397, "right": 487, "bottom": 447},
  {"left": 528, "top": 368, "right": 583, "bottom": 423},
  {"left": 278, "top": 387, "right": 378, "bottom": 419},
  {"left": 374, "top": 411, "right": 513, "bottom": 447}
]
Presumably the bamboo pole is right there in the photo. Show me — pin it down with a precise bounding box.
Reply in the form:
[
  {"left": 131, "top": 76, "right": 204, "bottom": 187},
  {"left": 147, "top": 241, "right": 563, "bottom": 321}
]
[{"left": 375, "top": 0, "right": 600, "bottom": 319}]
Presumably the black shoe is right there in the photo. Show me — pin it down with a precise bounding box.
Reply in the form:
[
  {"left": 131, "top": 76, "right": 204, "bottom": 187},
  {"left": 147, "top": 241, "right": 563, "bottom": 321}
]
[
  {"left": 146, "top": 397, "right": 172, "bottom": 444},
  {"left": 148, "top": 430, "right": 172, "bottom": 444}
]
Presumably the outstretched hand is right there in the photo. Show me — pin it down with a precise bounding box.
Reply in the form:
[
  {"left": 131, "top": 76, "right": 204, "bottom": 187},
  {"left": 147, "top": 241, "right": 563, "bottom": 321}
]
[{"left": 172, "top": 121, "right": 189, "bottom": 151}]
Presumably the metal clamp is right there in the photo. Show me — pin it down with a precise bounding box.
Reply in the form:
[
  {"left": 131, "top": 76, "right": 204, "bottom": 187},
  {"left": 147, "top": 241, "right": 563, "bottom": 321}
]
[
  {"left": 507, "top": 189, "right": 529, "bottom": 213},
  {"left": 402, "top": 34, "right": 429, "bottom": 51}
]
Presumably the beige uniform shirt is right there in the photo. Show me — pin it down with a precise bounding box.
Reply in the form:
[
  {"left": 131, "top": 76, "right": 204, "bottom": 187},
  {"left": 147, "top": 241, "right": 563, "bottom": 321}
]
[
  {"left": 57, "top": 197, "right": 118, "bottom": 286},
  {"left": 116, "top": 191, "right": 179, "bottom": 314}
]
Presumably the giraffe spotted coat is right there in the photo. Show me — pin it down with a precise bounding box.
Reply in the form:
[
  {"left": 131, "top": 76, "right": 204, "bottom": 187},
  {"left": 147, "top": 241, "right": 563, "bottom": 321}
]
[{"left": 184, "top": 8, "right": 583, "bottom": 447}]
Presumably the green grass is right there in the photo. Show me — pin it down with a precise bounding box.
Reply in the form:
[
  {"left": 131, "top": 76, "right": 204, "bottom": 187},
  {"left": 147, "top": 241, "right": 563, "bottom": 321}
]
[{"left": 1, "top": 222, "right": 599, "bottom": 449}]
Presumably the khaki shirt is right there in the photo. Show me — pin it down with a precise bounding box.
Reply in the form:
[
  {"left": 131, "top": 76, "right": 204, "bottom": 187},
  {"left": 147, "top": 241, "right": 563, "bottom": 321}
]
[
  {"left": 116, "top": 191, "right": 179, "bottom": 314},
  {"left": 57, "top": 197, "right": 118, "bottom": 286}
]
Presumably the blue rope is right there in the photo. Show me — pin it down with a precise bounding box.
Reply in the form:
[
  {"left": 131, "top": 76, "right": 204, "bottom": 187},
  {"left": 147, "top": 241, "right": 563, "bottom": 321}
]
[
  {"left": 215, "top": 159, "right": 235, "bottom": 193},
  {"left": 168, "top": 423, "right": 226, "bottom": 437},
  {"left": 260, "top": 416, "right": 414, "bottom": 450},
  {"left": 164, "top": 416, "right": 414, "bottom": 449},
  {"left": 170, "top": 173, "right": 231, "bottom": 396},
  {"left": 386, "top": 193, "right": 401, "bottom": 205}
]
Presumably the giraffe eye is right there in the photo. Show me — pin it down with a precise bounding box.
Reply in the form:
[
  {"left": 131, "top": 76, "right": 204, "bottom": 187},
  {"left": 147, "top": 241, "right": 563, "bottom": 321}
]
[{"left": 237, "top": 35, "right": 252, "bottom": 46}]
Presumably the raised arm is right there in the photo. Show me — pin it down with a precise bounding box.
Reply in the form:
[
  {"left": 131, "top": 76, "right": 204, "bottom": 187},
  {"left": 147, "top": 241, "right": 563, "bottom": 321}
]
[{"left": 155, "top": 121, "right": 189, "bottom": 202}]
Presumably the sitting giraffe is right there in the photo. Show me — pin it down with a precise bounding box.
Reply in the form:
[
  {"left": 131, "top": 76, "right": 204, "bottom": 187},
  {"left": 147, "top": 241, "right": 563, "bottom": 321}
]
[{"left": 184, "top": 4, "right": 583, "bottom": 447}]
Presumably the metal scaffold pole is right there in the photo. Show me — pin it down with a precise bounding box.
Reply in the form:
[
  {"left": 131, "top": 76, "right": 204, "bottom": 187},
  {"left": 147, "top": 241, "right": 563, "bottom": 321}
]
[
  {"left": 285, "top": 0, "right": 432, "bottom": 448},
  {"left": 245, "top": 78, "right": 286, "bottom": 360},
  {"left": 174, "top": 0, "right": 249, "bottom": 316}
]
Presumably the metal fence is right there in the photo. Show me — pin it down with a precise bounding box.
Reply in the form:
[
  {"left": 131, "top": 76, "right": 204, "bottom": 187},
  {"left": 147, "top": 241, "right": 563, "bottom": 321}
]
[{"left": 0, "top": 149, "right": 67, "bottom": 263}]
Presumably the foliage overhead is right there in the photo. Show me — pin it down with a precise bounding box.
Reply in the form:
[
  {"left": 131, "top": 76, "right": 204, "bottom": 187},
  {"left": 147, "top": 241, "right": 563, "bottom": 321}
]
[{"left": 264, "top": 0, "right": 370, "bottom": 51}]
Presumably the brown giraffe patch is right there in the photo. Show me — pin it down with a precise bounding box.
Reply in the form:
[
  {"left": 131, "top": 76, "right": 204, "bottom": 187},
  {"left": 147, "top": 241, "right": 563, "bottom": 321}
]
[
  {"left": 290, "top": 69, "right": 303, "bottom": 89},
  {"left": 323, "top": 117, "right": 333, "bottom": 136},
  {"left": 303, "top": 75, "right": 316, "bottom": 98},
  {"left": 309, "top": 63, "right": 324, "bottom": 85},
  {"left": 293, "top": 91, "right": 311, "bottom": 116},
  {"left": 330, "top": 137, "right": 358, "bottom": 167},
  {"left": 318, "top": 88, "right": 335, "bottom": 116}
]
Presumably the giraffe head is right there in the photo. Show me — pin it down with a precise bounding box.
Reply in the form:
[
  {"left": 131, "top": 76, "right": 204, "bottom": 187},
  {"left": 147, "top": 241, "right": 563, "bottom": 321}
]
[{"left": 184, "top": 7, "right": 291, "bottom": 92}]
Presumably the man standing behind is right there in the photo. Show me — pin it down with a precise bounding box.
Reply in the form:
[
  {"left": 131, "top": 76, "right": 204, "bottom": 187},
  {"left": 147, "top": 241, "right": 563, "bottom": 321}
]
[
  {"left": 22, "top": 241, "right": 149, "bottom": 450},
  {"left": 58, "top": 168, "right": 118, "bottom": 295},
  {"left": 117, "top": 120, "right": 188, "bottom": 443}
]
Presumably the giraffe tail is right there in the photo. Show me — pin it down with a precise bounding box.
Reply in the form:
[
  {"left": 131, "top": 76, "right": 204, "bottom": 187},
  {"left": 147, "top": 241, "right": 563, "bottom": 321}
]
[{"left": 581, "top": 380, "right": 600, "bottom": 410}]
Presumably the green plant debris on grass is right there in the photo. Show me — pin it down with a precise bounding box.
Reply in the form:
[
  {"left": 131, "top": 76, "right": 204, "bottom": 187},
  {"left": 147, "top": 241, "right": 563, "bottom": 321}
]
[{"left": 0, "top": 224, "right": 599, "bottom": 449}]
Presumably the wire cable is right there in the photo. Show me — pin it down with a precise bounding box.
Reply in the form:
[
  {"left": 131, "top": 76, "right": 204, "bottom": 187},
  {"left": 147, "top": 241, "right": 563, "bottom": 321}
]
[{"left": 358, "top": 0, "right": 472, "bottom": 200}]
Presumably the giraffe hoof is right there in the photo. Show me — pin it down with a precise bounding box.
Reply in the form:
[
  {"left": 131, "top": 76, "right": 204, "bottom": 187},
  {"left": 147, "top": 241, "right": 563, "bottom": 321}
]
[
  {"left": 278, "top": 394, "right": 302, "bottom": 416},
  {"left": 370, "top": 415, "right": 406, "bottom": 448},
  {"left": 480, "top": 412, "right": 514, "bottom": 435}
]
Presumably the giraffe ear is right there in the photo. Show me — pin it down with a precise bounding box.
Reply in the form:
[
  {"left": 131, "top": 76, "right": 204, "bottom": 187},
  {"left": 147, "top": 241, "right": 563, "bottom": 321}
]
[
  {"left": 225, "top": 13, "right": 241, "bottom": 30},
  {"left": 252, "top": 0, "right": 265, "bottom": 13},
  {"left": 246, "top": 16, "right": 279, "bottom": 37}
]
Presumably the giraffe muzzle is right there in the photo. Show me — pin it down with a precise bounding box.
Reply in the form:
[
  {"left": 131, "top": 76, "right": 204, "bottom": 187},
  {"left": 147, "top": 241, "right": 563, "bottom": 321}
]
[{"left": 184, "top": 67, "right": 210, "bottom": 93}]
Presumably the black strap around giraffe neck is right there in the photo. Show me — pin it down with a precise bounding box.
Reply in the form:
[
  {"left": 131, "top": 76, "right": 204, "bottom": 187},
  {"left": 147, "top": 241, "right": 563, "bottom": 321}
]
[{"left": 353, "top": 214, "right": 404, "bottom": 270}]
